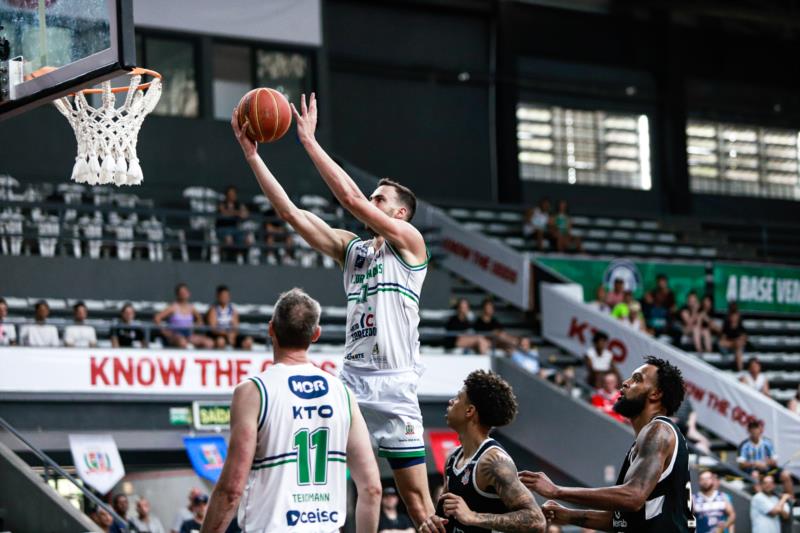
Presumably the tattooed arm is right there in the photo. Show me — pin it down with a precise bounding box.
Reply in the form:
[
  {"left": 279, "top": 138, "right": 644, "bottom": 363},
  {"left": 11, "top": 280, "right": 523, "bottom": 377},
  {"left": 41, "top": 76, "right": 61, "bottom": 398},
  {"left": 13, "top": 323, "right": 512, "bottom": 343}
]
[
  {"left": 520, "top": 421, "right": 675, "bottom": 512},
  {"left": 441, "top": 449, "right": 545, "bottom": 532},
  {"left": 541, "top": 501, "right": 613, "bottom": 531}
]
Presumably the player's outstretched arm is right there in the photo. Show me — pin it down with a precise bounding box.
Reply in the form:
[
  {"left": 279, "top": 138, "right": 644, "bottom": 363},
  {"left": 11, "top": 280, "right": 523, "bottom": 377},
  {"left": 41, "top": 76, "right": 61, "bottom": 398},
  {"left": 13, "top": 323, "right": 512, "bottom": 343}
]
[
  {"left": 292, "top": 94, "right": 426, "bottom": 261},
  {"left": 200, "top": 381, "right": 260, "bottom": 533},
  {"left": 345, "top": 389, "right": 382, "bottom": 533},
  {"left": 231, "top": 109, "right": 356, "bottom": 265},
  {"left": 442, "top": 449, "right": 545, "bottom": 532},
  {"left": 520, "top": 421, "right": 674, "bottom": 512},
  {"left": 542, "top": 501, "right": 613, "bottom": 531}
]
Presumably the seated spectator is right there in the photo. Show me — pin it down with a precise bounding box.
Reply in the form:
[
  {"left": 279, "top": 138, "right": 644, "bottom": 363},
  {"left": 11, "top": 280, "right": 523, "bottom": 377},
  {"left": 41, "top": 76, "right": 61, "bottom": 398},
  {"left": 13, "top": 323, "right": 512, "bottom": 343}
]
[
  {"left": 110, "top": 493, "right": 132, "bottom": 533},
  {"left": 591, "top": 372, "right": 627, "bottom": 424},
  {"left": 679, "top": 291, "right": 704, "bottom": 353},
  {"left": 0, "top": 297, "right": 17, "bottom": 346},
  {"left": 445, "top": 298, "right": 490, "bottom": 354},
  {"left": 88, "top": 505, "right": 114, "bottom": 533},
  {"left": 509, "top": 337, "right": 541, "bottom": 374},
  {"left": 695, "top": 294, "right": 717, "bottom": 354},
  {"left": 645, "top": 274, "right": 676, "bottom": 336},
  {"left": 612, "top": 291, "right": 646, "bottom": 332},
  {"left": 720, "top": 307, "right": 747, "bottom": 371},
  {"left": 549, "top": 200, "right": 582, "bottom": 252},
  {"left": 584, "top": 331, "right": 617, "bottom": 388},
  {"left": 473, "top": 298, "right": 519, "bottom": 352},
  {"left": 131, "top": 497, "right": 165, "bottom": 533},
  {"left": 671, "top": 398, "right": 711, "bottom": 455},
  {"left": 737, "top": 421, "right": 794, "bottom": 495},
  {"left": 111, "top": 303, "right": 149, "bottom": 348},
  {"left": 605, "top": 278, "right": 626, "bottom": 308},
  {"left": 179, "top": 494, "right": 208, "bottom": 533},
  {"left": 740, "top": 357, "right": 770, "bottom": 396},
  {"left": 787, "top": 385, "right": 800, "bottom": 415},
  {"left": 378, "top": 486, "right": 414, "bottom": 533},
  {"left": 64, "top": 301, "right": 98, "bottom": 348},
  {"left": 206, "top": 285, "right": 253, "bottom": 350},
  {"left": 19, "top": 300, "right": 60, "bottom": 347},
  {"left": 750, "top": 475, "right": 791, "bottom": 533},
  {"left": 154, "top": 283, "right": 214, "bottom": 349},
  {"left": 522, "top": 198, "right": 551, "bottom": 251},
  {"left": 588, "top": 285, "right": 610, "bottom": 314},
  {"left": 217, "top": 185, "right": 250, "bottom": 260}
]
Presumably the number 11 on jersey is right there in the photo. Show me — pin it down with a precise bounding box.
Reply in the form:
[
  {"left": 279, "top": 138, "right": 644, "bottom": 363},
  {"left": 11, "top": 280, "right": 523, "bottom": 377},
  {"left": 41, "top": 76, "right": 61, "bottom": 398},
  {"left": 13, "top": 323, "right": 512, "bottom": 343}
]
[{"left": 294, "top": 428, "right": 330, "bottom": 485}]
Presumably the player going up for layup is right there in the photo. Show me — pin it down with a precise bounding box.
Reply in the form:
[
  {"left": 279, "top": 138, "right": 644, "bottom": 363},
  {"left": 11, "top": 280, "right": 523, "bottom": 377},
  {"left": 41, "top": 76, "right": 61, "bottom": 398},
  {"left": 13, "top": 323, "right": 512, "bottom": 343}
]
[
  {"left": 231, "top": 93, "right": 435, "bottom": 526},
  {"left": 520, "top": 356, "right": 696, "bottom": 532}
]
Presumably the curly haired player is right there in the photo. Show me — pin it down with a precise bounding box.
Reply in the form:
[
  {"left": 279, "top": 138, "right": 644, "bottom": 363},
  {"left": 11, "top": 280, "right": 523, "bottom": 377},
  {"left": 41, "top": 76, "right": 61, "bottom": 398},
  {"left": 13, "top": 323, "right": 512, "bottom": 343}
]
[{"left": 420, "top": 370, "right": 546, "bottom": 533}]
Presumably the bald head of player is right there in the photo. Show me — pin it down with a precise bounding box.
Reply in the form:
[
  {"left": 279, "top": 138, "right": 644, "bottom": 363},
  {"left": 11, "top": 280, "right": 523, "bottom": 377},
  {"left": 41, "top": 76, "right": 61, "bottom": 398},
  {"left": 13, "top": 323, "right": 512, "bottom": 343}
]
[
  {"left": 268, "top": 288, "right": 321, "bottom": 359},
  {"left": 613, "top": 355, "right": 685, "bottom": 425}
]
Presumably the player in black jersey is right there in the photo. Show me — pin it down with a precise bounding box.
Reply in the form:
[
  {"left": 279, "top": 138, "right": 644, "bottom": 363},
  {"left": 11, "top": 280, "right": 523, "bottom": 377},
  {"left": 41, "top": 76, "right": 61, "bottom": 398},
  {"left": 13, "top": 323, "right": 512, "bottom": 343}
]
[
  {"left": 521, "top": 356, "right": 696, "bottom": 532},
  {"left": 420, "top": 370, "right": 545, "bottom": 533}
]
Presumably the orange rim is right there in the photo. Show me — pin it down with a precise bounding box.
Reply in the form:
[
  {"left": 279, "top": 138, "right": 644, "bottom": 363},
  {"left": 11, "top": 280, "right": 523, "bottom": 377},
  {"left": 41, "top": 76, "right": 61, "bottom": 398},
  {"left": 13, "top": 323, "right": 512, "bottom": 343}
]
[{"left": 79, "top": 68, "right": 162, "bottom": 95}]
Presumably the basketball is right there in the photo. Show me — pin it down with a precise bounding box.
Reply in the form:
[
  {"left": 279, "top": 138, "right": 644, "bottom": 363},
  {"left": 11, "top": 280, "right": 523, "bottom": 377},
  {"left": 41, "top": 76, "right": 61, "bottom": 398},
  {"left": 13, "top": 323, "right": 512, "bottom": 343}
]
[{"left": 237, "top": 88, "right": 292, "bottom": 144}]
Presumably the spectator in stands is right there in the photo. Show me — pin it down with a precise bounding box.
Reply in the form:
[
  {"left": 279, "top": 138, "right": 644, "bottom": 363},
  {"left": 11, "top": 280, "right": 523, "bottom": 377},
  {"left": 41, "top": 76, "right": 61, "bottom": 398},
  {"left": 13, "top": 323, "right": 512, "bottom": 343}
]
[
  {"left": 750, "top": 474, "right": 791, "bottom": 533},
  {"left": 720, "top": 307, "right": 748, "bottom": 372},
  {"left": 550, "top": 200, "right": 582, "bottom": 252},
  {"left": 523, "top": 198, "right": 552, "bottom": 251},
  {"left": 0, "top": 297, "right": 16, "bottom": 346},
  {"left": 611, "top": 291, "right": 646, "bottom": 332},
  {"left": 604, "top": 278, "right": 626, "bottom": 308},
  {"left": 552, "top": 365, "right": 577, "bottom": 395},
  {"left": 111, "top": 303, "right": 149, "bottom": 348},
  {"left": 131, "top": 497, "right": 165, "bottom": 533},
  {"left": 64, "top": 301, "right": 98, "bottom": 348},
  {"left": 644, "top": 274, "right": 676, "bottom": 337},
  {"left": 171, "top": 488, "right": 202, "bottom": 533},
  {"left": 378, "top": 486, "right": 414, "bottom": 533},
  {"left": 740, "top": 357, "right": 770, "bottom": 396},
  {"left": 154, "top": 283, "right": 214, "bottom": 349},
  {"left": 591, "top": 372, "right": 626, "bottom": 424},
  {"left": 584, "top": 331, "right": 616, "bottom": 388},
  {"left": 473, "top": 298, "right": 519, "bottom": 352},
  {"left": 737, "top": 421, "right": 794, "bottom": 495},
  {"left": 679, "top": 291, "right": 705, "bottom": 353},
  {"left": 509, "top": 337, "right": 541, "bottom": 375},
  {"left": 19, "top": 300, "right": 60, "bottom": 347},
  {"left": 179, "top": 493, "right": 208, "bottom": 533},
  {"left": 588, "top": 285, "right": 610, "bottom": 314},
  {"left": 89, "top": 505, "right": 114, "bottom": 533},
  {"left": 788, "top": 385, "right": 800, "bottom": 415},
  {"left": 671, "top": 399, "right": 711, "bottom": 455},
  {"left": 110, "top": 493, "right": 131, "bottom": 533},
  {"left": 206, "top": 285, "right": 253, "bottom": 350},
  {"left": 445, "top": 298, "right": 490, "bottom": 354},
  {"left": 261, "top": 216, "right": 297, "bottom": 266},
  {"left": 217, "top": 185, "right": 251, "bottom": 260},
  {"left": 693, "top": 470, "right": 736, "bottom": 533},
  {"left": 695, "top": 294, "right": 718, "bottom": 354}
]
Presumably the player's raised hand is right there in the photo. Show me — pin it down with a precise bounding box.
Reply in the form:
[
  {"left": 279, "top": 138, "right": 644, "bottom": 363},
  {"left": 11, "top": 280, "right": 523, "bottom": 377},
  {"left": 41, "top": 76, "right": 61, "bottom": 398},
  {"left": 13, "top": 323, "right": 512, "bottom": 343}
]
[
  {"left": 419, "top": 513, "right": 448, "bottom": 533},
  {"left": 518, "top": 471, "right": 559, "bottom": 499},
  {"left": 231, "top": 108, "right": 258, "bottom": 159},
  {"left": 441, "top": 493, "right": 477, "bottom": 526},
  {"left": 541, "top": 500, "right": 570, "bottom": 525},
  {"left": 291, "top": 92, "right": 318, "bottom": 144}
]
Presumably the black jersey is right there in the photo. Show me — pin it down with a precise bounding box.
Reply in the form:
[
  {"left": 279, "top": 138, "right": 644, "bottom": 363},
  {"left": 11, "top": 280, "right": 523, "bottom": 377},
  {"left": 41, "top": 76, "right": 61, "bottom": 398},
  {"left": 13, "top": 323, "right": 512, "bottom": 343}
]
[
  {"left": 612, "top": 416, "right": 696, "bottom": 533},
  {"left": 437, "top": 438, "right": 509, "bottom": 533}
]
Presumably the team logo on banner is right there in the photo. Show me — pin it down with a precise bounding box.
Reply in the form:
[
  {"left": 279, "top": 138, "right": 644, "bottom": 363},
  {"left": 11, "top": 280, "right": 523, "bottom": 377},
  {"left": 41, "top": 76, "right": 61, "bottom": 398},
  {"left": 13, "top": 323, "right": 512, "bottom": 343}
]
[
  {"left": 184, "top": 435, "right": 227, "bottom": 483},
  {"left": 69, "top": 434, "right": 125, "bottom": 494},
  {"left": 603, "top": 259, "right": 642, "bottom": 292},
  {"left": 201, "top": 443, "right": 224, "bottom": 470}
]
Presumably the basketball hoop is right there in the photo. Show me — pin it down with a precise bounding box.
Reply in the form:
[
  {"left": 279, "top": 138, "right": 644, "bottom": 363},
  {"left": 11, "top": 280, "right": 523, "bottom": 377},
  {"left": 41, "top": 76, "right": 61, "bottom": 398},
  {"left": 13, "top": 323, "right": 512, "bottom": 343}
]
[{"left": 52, "top": 68, "right": 162, "bottom": 186}]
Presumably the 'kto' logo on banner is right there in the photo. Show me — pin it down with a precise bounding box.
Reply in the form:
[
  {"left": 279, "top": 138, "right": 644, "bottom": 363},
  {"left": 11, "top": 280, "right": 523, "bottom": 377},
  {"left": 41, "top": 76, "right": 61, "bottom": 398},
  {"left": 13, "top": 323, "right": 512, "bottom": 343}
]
[{"left": 83, "top": 450, "right": 113, "bottom": 474}]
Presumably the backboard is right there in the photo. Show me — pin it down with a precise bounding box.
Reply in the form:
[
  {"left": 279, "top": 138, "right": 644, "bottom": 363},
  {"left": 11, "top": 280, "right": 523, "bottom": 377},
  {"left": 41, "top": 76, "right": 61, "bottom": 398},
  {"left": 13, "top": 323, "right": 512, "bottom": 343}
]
[{"left": 0, "top": 0, "right": 135, "bottom": 120}]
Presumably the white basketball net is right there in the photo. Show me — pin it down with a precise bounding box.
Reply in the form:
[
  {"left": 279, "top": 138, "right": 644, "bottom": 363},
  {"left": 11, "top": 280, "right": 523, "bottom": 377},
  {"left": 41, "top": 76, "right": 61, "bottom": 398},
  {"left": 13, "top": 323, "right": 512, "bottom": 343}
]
[{"left": 53, "top": 72, "right": 162, "bottom": 187}]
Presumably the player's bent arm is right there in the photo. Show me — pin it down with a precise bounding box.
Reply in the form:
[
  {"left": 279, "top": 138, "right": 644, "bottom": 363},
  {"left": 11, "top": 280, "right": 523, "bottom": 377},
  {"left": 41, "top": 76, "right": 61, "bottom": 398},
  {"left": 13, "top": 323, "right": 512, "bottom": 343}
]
[
  {"left": 471, "top": 450, "right": 546, "bottom": 532},
  {"left": 200, "top": 381, "right": 260, "bottom": 533},
  {"left": 549, "top": 422, "right": 674, "bottom": 512},
  {"left": 345, "top": 389, "right": 382, "bottom": 533}
]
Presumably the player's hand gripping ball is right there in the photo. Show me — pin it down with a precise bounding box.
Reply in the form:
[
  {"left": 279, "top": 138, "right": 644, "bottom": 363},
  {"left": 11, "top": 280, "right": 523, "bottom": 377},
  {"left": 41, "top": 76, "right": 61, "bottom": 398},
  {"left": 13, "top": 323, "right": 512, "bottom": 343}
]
[{"left": 236, "top": 88, "right": 292, "bottom": 143}]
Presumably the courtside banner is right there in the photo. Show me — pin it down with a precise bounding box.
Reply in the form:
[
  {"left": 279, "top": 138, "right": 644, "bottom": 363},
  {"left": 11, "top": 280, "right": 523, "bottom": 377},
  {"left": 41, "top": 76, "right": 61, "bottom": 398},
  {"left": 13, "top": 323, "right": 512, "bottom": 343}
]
[
  {"left": 415, "top": 203, "right": 531, "bottom": 309},
  {"left": 713, "top": 262, "right": 800, "bottom": 314},
  {"left": 541, "top": 283, "right": 800, "bottom": 478},
  {"left": 0, "top": 348, "right": 488, "bottom": 398},
  {"left": 69, "top": 434, "right": 125, "bottom": 494}
]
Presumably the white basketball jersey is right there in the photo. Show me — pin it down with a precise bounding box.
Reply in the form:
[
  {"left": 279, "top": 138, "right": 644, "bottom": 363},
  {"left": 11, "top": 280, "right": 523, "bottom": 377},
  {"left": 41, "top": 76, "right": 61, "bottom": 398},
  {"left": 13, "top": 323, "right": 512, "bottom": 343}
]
[
  {"left": 238, "top": 363, "right": 350, "bottom": 533},
  {"left": 342, "top": 237, "right": 428, "bottom": 372}
]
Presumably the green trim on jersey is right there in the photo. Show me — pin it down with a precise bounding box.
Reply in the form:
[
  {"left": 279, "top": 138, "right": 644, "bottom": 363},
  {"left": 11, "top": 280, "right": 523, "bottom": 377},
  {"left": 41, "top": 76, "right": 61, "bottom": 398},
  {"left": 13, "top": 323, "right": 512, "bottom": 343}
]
[
  {"left": 251, "top": 458, "right": 298, "bottom": 470},
  {"left": 378, "top": 449, "right": 427, "bottom": 459},
  {"left": 386, "top": 241, "right": 430, "bottom": 271},
  {"left": 342, "top": 236, "right": 361, "bottom": 268},
  {"left": 344, "top": 386, "right": 352, "bottom": 423},
  {"left": 248, "top": 376, "right": 268, "bottom": 430}
]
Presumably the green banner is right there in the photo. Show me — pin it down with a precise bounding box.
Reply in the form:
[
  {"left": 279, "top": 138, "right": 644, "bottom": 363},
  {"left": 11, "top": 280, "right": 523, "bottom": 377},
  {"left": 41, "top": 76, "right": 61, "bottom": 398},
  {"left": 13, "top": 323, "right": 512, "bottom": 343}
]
[
  {"left": 713, "top": 263, "right": 800, "bottom": 314},
  {"left": 538, "top": 257, "right": 706, "bottom": 304}
]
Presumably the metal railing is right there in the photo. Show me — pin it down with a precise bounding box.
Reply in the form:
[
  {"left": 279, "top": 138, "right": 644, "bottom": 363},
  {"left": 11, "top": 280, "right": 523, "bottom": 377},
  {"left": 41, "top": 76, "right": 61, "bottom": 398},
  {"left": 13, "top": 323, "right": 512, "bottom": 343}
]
[{"left": 0, "top": 415, "right": 129, "bottom": 531}]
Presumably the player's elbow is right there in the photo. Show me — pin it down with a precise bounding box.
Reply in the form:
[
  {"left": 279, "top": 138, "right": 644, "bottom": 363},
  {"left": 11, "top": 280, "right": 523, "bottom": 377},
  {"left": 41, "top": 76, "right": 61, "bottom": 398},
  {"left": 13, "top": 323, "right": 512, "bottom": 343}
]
[
  {"left": 528, "top": 507, "right": 547, "bottom": 532},
  {"left": 215, "top": 483, "right": 244, "bottom": 505}
]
